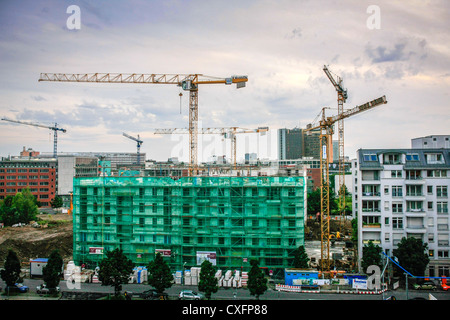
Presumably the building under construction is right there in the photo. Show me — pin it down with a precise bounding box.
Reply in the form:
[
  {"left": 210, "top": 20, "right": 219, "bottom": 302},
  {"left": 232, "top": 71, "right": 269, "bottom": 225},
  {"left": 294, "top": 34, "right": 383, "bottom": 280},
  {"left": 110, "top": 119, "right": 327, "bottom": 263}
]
[{"left": 72, "top": 174, "right": 306, "bottom": 275}]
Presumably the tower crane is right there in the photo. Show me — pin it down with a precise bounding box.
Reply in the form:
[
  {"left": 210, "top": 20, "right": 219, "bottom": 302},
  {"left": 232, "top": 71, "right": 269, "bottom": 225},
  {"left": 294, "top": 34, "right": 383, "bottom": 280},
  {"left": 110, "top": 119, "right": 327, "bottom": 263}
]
[
  {"left": 38, "top": 73, "right": 248, "bottom": 176},
  {"left": 1, "top": 117, "right": 66, "bottom": 158},
  {"left": 153, "top": 126, "right": 268, "bottom": 168},
  {"left": 122, "top": 132, "right": 143, "bottom": 165},
  {"left": 305, "top": 95, "right": 387, "bottom": 273},
  {"left": 323, "top": 65, "right": 348, "bottom": 232}
]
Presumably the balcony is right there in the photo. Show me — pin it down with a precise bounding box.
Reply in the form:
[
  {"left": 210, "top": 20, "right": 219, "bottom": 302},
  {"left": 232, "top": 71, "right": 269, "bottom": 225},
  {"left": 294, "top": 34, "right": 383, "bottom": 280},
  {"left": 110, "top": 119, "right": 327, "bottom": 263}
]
[
  {"left": 405, "top": 209, "right": 426, "bottom": 217},
  {"left": 362, "top": 192, "right": 381, "bottom": 198},
  {"left": 406, "top": 225, "right": 426, "bottom": 233},
  {"left": 405, "top": 193, "right": 426, "bottom": 201},
  {"left": 362, "top": 223, "right": 381, "bottom": 230}
]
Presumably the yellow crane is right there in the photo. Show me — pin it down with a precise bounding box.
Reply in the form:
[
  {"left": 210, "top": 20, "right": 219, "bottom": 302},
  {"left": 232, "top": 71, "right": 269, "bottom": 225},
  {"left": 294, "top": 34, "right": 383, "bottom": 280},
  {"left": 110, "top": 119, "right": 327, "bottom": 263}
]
[
  {"left": 38, "top": 73, "right": 248, "bottom": 175},
  {"left": 1, "top": 117, "right": 66, "bottom": 158},
  {"left": 153, "top": 126, "right": 268, "bottom": 168},
  {"left": 323, "top": 65, "right": 348, "bottom": 232},
  {"left": 305, "top": 95, "right": 387, "bottom": 273}
]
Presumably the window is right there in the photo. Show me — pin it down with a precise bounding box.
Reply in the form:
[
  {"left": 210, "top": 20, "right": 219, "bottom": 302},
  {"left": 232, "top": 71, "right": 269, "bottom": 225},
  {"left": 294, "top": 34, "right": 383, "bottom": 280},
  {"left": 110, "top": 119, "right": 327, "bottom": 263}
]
[
  {"left": 407, "top": 201, "right": 423, "bottom": 212},
  {"left": 427, "top": 170, "right": 447, "bottom": 177},
  {"left": 393, "top": 217, "right": 403, "bottom": 229},
  {"left": 437, "top": 186, "right": 448, "bottom": 197},
  {"left": 438, "top": 251, "right": 449, "bottom": 258},
  {"left": 406, "top": 185, "right": 422, "bottom": 196},
  {"left": 426, "top": 153, "right": 444, "bottom": 164},
  {"left": 392, "top": 186, "right": 403, "bottom": 197},
  {"left": 406, "top": 170, "right": 421, "bottom": 180},
  {"left": 362, "top": 200, "right": 380, "bottom": 212},
  {"left": 391, "top": 170, "right": 402, "bottom": 178},
  {"left": 363, "top": 154, "right": 378, "bottom": 161},
  {"left": 437, "top": 202, "right": 448, "bottom": 213},
  {"left": 428, "top": 202, "right": 433, "bottom": 210},
  {"left": 428, "top": 186, "right": 433, "bottom": 195},
  {"left": 406, "top": 154, "right": 419, "bottom": 161},
  {"left": 384, "top": 153, "right": 401, "bottom": 164},
  {"left": 363, "top": 216, "right": 380, "bottom": 225}
]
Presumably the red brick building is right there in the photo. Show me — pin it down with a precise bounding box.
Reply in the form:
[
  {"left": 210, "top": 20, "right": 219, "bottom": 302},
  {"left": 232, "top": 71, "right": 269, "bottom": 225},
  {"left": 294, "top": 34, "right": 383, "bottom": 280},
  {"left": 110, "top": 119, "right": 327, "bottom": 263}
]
[{"left": 0, "top": 155, "right": 57, "bottom": 207}]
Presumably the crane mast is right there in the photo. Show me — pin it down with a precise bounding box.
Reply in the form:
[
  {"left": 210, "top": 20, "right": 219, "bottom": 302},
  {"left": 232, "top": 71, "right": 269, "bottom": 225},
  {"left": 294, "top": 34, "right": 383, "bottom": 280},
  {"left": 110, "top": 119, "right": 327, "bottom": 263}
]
[
  {"left": 39, "top": 73, "right": 248, "bottom": 176},
  {"left": 122, "top": 132, "right": 143, "bottom": 165},
  {"left": 1, "top": 118, "right": 66, "bottom": 158},
  {"left": 323, "top": 65, "right": 348, "bottom": 233},
  {"left": 306, "top": 95, "right": 387, "bottom": 273}
]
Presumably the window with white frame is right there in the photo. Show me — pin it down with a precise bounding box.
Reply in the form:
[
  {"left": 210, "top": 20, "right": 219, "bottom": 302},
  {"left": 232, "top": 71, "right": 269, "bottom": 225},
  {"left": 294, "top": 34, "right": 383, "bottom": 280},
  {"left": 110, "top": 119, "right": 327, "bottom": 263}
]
[
  {"left": 437, "top": 202, "right": 448, "bottom": 213},
  {"left": 437, "top": 186, "right": 448, "bottom": 197},
  {"left": 392, "top": 186, "right": 403, "bottom": 197},
  {"left": 393, "top": 217, "right": 403, "bottom": 229}
]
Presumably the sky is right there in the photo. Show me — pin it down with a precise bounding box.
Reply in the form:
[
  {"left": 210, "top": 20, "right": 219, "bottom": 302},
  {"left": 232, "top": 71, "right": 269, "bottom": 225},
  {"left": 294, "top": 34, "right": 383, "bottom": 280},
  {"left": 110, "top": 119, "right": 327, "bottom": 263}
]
[{"left": 0, "top": 0, "right": 449, "bottom": 163}]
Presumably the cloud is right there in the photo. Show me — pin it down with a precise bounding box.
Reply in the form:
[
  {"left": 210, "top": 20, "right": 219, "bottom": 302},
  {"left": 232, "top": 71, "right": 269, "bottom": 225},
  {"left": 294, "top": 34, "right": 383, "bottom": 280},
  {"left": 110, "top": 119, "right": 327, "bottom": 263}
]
[
  {"left": 365, "top": 42, "right": 409, "bottom": 63},
  {"left": 286, "top": 27, "right": 302, "bottom": 39},
  {"left": 365, "top": 38, "right": 427, "bottom": 64}
]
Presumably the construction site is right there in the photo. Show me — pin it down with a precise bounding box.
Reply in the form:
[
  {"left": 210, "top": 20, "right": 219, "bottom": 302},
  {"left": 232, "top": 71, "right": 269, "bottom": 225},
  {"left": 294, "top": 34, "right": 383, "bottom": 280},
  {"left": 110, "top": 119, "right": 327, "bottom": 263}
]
[{"left": 0, "top": 65, "right": 386, "bottom": 287}]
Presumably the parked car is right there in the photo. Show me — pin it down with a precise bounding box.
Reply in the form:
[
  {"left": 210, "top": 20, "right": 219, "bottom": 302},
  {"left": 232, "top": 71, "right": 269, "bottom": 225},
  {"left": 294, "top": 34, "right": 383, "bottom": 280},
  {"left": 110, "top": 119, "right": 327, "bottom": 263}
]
[
  {"left": 36, "top": 283, "right": 60, "bottom": 294},
  {"left": 179, "top": 290, "right": 204, "bottom": 300},
  {"left": 413, "top": 281, "right": 437, "bottom": 290},
  {"left": 5, "top": 283, "right": 29, "bottom": 293},
  {"left": 141, "top": 289, "right": 168, "bottom": 300}
]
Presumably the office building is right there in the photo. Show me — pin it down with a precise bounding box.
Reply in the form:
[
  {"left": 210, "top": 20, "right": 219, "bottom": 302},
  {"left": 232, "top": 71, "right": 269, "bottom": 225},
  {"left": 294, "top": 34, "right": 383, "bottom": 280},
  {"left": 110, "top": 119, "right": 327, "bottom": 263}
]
[{"left": 0, "top": 155, "right": 57, "bottom": 207}]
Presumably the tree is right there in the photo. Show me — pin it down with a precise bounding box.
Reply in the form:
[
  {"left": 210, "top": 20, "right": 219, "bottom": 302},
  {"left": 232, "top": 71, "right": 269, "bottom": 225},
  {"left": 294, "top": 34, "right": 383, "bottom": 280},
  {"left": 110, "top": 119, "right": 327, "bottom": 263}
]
[
  {"left": 43, "top": 250, "right": 63, "bottom": 290},
  {"left": 0, "top": 188, "right": 38, "bottom": 226},
  {"left": 0, "top": 250, "right": 21, "bottom": 288},
  {"left": 98, "top": 248, "right": 134, "bottom": 297},
  {"left": 307, "top": 187, "right": 338, "bottom": 217},
  {"left": 147, "top": 252, "right": 173, "bottom": 296},
  {"left": 247, "top": 259, "right": 267, "bottom": 300},
  {"left": 198, "top": 260, "right": 218, "bottom": 300},
  {"left": 351, "top": 218, "right": 358, "bottom": 242},
  {"left": 293, "top": 245, "right": 309, "bottom": 268},
  {"left": 361, "top": 240, "right": 382, "bottom": 272},
  {"left": 393, "top": 237, "right": 430, "bottom": 277},
  {"left": 0, "top": 196, "right": 16, "bottom": 226},
  {"left": 50, "top": 195, "right": 63, "bottom": 209},
  {"left": 12, "top": 188, "right": 39, "bottom": 223}
]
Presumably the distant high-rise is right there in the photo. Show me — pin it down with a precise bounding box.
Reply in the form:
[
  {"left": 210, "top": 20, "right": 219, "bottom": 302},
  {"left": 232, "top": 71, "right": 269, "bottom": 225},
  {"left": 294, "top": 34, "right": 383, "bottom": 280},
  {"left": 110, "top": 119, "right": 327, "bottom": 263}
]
[{"left": 278, "top": 128, "right": 322, "bottom": 160}]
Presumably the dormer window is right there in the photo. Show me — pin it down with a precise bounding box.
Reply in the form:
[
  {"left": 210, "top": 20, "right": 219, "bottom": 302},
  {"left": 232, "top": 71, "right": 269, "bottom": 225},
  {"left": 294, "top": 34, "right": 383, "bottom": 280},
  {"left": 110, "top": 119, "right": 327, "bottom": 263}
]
[
  {"left": 406, "top": 154, "right": 419, "bottom": 161},
  {"left": 383, "top": 153, "right": 401, "bottom": 165},
  {"left": 426, "top": 153, "right": 444, "bottom": 164},
  {"left": 363, "top": 154, "right": 378, "bottom": 161}
]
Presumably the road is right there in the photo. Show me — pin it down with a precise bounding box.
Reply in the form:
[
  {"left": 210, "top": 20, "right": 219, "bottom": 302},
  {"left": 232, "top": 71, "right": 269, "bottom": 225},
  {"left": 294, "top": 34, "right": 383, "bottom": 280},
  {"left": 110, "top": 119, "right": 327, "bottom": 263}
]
[{"left": 2, "top": 278, "right": 449, "bottom": 300}]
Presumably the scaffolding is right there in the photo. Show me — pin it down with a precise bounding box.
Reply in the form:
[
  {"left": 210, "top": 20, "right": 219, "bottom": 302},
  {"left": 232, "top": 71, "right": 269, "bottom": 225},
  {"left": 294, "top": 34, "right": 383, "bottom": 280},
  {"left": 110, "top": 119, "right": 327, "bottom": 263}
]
[{"left": 72, "top": 176, "right": 306, "bottom": 275}]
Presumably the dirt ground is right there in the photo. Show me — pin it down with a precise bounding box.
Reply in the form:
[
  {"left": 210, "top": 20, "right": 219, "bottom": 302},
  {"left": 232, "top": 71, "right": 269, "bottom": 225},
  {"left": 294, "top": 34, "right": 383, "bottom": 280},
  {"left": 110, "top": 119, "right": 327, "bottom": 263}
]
[{"left": 0, "top": 214, "right": 73, "bottom": 267}]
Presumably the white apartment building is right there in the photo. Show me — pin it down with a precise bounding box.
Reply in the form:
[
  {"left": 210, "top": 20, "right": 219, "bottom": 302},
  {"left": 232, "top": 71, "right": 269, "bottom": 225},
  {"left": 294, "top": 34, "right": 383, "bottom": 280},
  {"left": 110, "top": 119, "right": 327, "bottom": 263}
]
[{"left": 352, "top": 148, "right": 450, "bottom": 277}]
